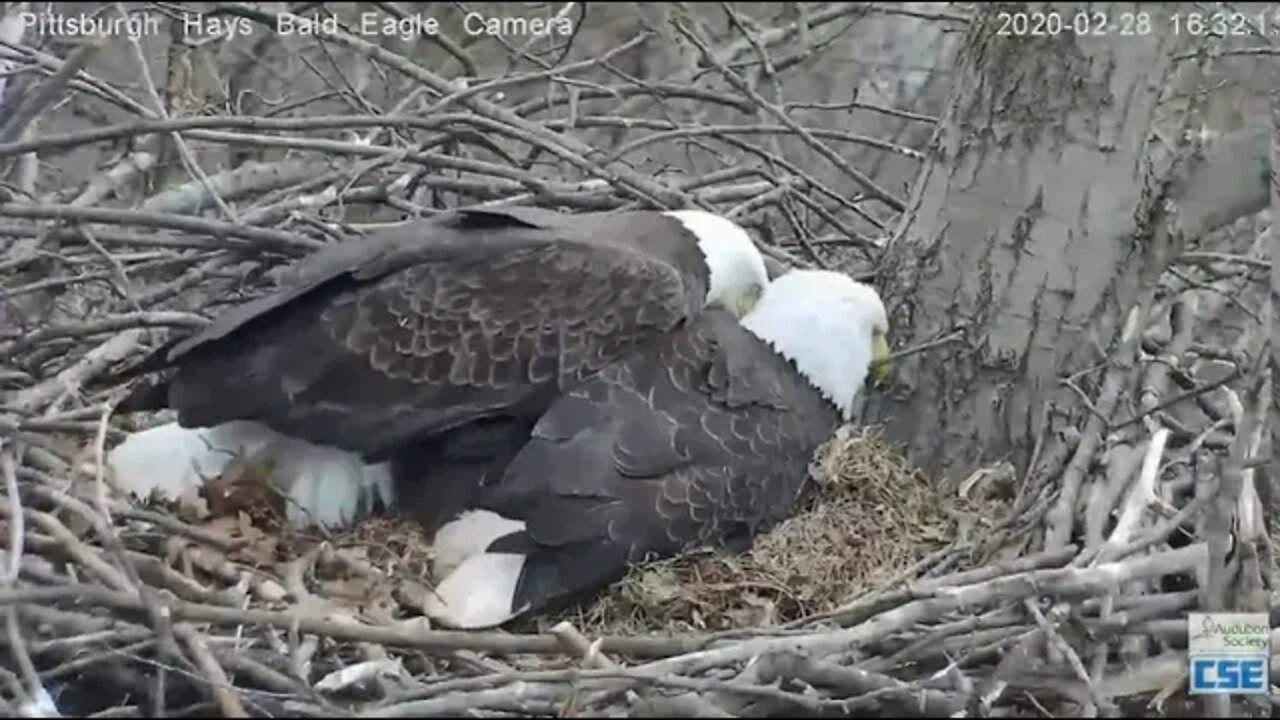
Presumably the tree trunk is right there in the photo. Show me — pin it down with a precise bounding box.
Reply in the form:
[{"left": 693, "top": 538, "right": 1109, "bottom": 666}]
[
  {"left": 1269, "top": 102, "right": 1278, "bottom": 550},
  {"left": 865, "top": 2, "right": 1272, "bottom": 552}
]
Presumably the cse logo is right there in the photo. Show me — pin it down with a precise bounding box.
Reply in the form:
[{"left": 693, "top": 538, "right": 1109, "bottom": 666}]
[{"left": 1189, "top": 656, "right": 1268, "bottom": 694}]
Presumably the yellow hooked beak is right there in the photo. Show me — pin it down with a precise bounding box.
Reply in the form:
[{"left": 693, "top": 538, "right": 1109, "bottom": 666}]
[
  {"left": 730, "top": 283, "right": 764, "bottom": 319},
  {"left": 869, "top": 328, "right": 892, "bottom": 388}
]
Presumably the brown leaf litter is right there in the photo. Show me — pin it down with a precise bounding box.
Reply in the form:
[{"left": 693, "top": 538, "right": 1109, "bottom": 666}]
[{"left": 120, "top": 445, "right": 439, "bottom": 617}]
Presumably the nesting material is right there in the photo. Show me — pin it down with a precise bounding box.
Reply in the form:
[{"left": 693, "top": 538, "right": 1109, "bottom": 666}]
[{"left": 134, "top": 421, "right": 984, "bottom": 639}]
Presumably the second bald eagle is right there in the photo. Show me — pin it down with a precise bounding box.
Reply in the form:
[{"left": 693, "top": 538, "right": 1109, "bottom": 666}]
[
  {"left": 104, "top": 207, "right": 771, "bottom": 530},
  {"left": 421, "top": 269, "right": 892, "bottom": 629}
]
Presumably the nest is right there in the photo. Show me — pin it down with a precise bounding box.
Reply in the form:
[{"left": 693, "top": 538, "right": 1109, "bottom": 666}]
[
  {"left": 98, "top": 428, "right": 981, "bottom": 643},
  {"left": 0, "top": 2, "right": 1276, "bottom": 717},
  {"left": 3, "top": 412, "right": 1011, "bottom": 719}
]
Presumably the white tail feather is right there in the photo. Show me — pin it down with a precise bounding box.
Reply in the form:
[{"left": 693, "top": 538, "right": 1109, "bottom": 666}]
[
  {"left": 270, "top": 434, "right": 395, "bottom": 529},
  {"left": 422, "top": 551, "right": 527, "bottom": 629},
  {"left": 105, "top": 421, "right": 268, "bottom": 499},
  {"left": 105, "top": 420, "right": 393, "bottom": 529},
  {"left": 431, "top": 510, "right": 525, "bottom": 578}
]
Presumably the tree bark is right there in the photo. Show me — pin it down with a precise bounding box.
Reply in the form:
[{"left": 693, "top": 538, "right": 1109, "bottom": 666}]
[
  {"left": 865, "top": 2, "right": 1272, "bottom": 549},
  {"left": 1268, "top": 98, "right": 1278, "bottom": 548}
]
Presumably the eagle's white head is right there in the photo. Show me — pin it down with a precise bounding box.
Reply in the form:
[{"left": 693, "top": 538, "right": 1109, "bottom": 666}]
[
  {"left": 740, "top": 269, "right": 891, "bottom": 421},
  {"left": 663, "top": 210, "right": 769, "bottom": 319}
]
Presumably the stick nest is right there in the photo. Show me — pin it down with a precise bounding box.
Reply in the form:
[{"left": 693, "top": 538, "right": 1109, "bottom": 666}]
[{"left": 0, "top": 3, "right": 1275, "bottom": 717}]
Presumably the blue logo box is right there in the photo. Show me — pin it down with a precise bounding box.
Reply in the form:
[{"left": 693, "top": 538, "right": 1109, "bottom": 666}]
[{"left": 1188, "top": 656, "right": 1269, "bottom": 694}]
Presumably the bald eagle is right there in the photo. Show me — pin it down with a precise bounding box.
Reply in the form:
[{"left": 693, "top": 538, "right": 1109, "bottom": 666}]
[
  {"left": 418, "top": 269, "right": 892, "bottom": 630},
  {"left": 104, "top": 207, "right": 770, "bottom": 530}
]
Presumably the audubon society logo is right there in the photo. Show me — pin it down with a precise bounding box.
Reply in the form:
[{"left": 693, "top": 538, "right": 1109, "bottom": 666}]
[{"left": 1187, "top": 613, "right": 1271, "bottom": 695}]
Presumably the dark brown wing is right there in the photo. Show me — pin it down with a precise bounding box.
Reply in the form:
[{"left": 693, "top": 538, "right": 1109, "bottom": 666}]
[
  {"left": 118, "top": 208, "right": 708, "bottom": 460},
  {"left": 482, "top": 308, "right": 842, "bottom": 617},
  {"left": 390, "top": 416, "right": 538, "bottom": 536}
]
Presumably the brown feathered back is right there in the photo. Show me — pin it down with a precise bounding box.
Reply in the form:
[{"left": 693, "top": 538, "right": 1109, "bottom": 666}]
[
  {"left": 479, "top": 307, "right": 842, "bottom": 618},
  {"left": 116, "top": 207, "right": 711, "bottom": 461}
]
